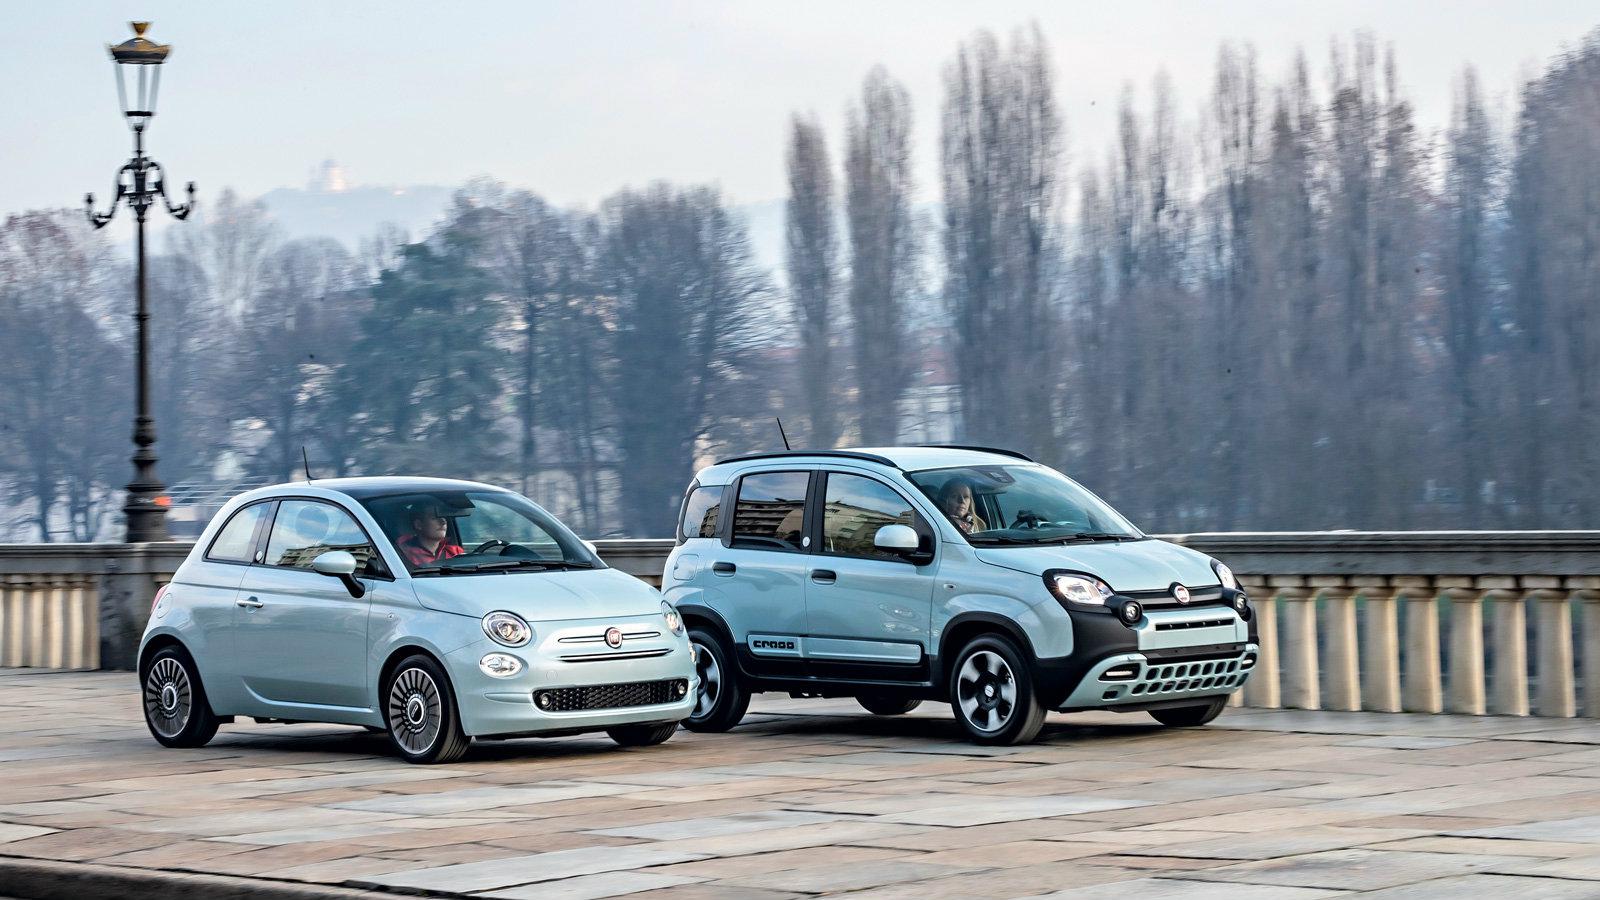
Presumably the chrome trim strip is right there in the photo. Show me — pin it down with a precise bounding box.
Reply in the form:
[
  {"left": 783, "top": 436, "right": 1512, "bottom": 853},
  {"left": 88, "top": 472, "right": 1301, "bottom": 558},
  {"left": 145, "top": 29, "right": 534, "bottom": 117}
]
[
  {"left": 557, "top": 630, "right": 662, "bottom": 644},
  {"left": 558, "top": 648, "right": 673, "bottom": 662}
]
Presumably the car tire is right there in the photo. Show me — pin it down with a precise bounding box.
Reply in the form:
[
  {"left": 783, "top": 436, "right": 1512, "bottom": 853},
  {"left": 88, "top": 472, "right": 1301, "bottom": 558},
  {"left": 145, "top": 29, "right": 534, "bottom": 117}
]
[
  {"left": 142, "top": 646, "right": 221, "bottom": 749},
  {"left": 607, "top": 722, "right": 679, "bottom": 747},
  {"left": 948, "top": 634, "right": 1047, "bottom": 745},
  {"left": 383, "top": 654, "right": 470, "bottom": 764},
  {"left": 858, "top": 694, "right": 922, "bottom": 716},
  {"left": 1149, "top": 697, "right": 1228, "bottom": 727},
  {"left": 683, "top": 625, "right": 750, "bottom": 733}
]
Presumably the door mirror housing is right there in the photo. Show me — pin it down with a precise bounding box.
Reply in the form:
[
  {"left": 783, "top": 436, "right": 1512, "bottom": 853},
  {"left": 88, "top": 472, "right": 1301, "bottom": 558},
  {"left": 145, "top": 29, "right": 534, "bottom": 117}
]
[
  {"left": 311, "top": 550, "right": 365, "bottom": 598},
  {"left": 874, "top": 524, "right": 920, "bottom": 553},
  {"left": 311, "top": 550, "right": 357, "bottom": 576}
]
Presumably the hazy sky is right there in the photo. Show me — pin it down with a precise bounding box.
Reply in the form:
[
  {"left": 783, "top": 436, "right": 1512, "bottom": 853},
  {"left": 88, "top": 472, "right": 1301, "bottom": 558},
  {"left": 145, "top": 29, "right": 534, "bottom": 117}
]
[{"left": 6, "top": 2, "right": 1597, "bottom": 215}]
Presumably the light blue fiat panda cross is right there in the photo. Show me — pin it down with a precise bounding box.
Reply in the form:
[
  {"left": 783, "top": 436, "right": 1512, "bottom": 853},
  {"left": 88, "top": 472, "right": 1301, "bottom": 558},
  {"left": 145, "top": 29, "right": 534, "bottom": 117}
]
[
  {"left": 664, "top": 447, "right": 1257, "bottom": 745},
  {"left": 140, "top": 477, "right": 696, "bottom": 763}
]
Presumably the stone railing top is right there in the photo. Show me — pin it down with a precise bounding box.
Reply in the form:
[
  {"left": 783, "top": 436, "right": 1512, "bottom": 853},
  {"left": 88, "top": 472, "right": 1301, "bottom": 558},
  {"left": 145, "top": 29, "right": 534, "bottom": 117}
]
[{"left": 3, "top": 532, "right": 1599, "bottom": 578}]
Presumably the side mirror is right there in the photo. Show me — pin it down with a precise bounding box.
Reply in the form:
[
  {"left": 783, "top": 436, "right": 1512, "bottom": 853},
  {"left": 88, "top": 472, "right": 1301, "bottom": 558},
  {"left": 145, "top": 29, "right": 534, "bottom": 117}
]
[
  {"left": 874, "top": 524, "right": 920, "bottom": 553},
  {"left": 311, "top": 550, "right": 357, "bottom": 576},
  {"left": 311, "top": 550, "right": 365, "bottom": 598}
]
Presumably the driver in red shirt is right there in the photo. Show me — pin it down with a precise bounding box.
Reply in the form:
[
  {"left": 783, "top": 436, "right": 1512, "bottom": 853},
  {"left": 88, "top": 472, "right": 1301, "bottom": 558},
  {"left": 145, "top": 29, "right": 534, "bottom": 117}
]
[{"left": 397, "top": 501, "right": 465, "bottom": 568}]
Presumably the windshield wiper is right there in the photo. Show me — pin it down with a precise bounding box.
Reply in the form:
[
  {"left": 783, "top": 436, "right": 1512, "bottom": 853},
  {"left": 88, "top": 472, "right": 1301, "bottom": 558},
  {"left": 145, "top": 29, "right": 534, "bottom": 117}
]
[
  {"left": 1049, "top": 532, "right": 1141, "bottom": 543},
  {"left": 411, "top": 563, "right": 484, "bottom": 575},
  {"left": 469, "top": 558, "right": 595, "bottom": 572}
]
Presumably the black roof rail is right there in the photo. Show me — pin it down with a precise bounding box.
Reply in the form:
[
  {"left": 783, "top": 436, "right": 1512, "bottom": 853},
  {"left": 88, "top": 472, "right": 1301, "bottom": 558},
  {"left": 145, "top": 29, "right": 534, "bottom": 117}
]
[
  {"left": 714, "top": 449, "right": 899, "bottom": 468},
  {"left": 914, "top": 444, "right": 1034, "bottom": 462}
]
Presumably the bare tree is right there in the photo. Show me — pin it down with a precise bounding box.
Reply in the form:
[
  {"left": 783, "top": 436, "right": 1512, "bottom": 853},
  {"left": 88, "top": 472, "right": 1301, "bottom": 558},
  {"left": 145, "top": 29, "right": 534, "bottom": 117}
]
[
  {"left": 786, "top": 113, "right": 841, "bottom": 447},
  {"left": 600, "top": 184, "right": 772, "bottom": 535},
  {"left": 940, "top": 27, "right": 1062, "bottom": 454}
]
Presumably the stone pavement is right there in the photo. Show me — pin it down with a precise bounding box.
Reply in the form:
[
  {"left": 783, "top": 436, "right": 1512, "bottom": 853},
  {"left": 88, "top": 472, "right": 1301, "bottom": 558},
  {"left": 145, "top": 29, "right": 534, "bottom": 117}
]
[{"left": 2, "top": 669, "right": 1600, "bottom": 899}]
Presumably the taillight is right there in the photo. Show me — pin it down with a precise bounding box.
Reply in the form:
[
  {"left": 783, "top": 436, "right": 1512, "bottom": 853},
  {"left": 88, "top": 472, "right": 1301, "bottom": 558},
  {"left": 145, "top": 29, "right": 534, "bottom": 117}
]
[{"left": 151, "top": 584, "right": 171, "bottom": 615}]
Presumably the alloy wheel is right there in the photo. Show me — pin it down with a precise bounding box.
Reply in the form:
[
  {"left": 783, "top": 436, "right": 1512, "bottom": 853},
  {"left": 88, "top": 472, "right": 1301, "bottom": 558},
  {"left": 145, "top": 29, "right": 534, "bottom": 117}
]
[
  {"left": 143, "top": 656, "right": 192, "bottom": 739},
  {"left": 387, "top": 666, "right": 443, "bottom": 756},
  {"left": 691, "top": 638, "right": 721, "bottom": 720},
  {"left": 956, "top": 649, "right": 1017, "bottom": 734}
]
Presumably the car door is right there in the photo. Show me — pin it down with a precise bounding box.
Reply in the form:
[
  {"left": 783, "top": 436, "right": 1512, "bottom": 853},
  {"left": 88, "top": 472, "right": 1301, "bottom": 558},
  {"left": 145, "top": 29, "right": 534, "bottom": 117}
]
[
  {"left": 804, "top": 470, "right": 937, "bottom": 680},
  {"left": 232, "top": 498, "right": 381, "bottom": 717},
  {"left": 174, "top": 499, "right": 275, "bottom": 712},
  {"left": 709, "top": 470, "right": 814, "bottom": 678}
]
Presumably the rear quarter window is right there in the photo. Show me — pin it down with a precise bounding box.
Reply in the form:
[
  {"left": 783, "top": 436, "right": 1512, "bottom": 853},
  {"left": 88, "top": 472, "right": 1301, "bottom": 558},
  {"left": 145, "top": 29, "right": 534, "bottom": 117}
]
[{"left": 679, "top": 486, "right": 722, "bottom": 543}]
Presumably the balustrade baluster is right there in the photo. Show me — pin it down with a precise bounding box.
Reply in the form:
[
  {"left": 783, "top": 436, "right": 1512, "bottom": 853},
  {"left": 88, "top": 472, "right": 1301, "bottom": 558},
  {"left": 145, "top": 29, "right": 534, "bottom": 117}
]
[
  {"left": 1277, "top": 580, "right": 1319, "bottom": 710},
  {"left": 1527, "top": 579, "right": 1575, "bottom": 718},
  {"left": 1442, "top": 579, "right": 1486, "bottom": 715},
  {"left": 1483, "top": 578, "right": 1528, "bottom": 716},
  {"left": 1398, "top": 577, "right": 1442, "bottom": 713},
  {"left": 1315, "top": 578, "right": 1360, "bottom": 711},
  {"left": 1356, "top": 578, "right": 1400, "bottom": 712}
]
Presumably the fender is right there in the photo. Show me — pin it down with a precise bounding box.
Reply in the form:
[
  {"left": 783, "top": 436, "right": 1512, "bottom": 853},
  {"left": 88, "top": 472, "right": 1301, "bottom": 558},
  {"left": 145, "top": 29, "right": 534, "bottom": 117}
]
[
  {"left": 673, "top": 602, "right": 735, "bottom": 646},
  {"left": 933, "top": 610, "right": 1042, "bottom": 686}
]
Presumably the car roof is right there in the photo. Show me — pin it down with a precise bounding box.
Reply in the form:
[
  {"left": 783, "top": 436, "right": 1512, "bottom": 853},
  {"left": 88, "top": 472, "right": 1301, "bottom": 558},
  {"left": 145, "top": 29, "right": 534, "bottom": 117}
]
[
  {"left": 236, "top": 476, "right": 512, "bottom": 504},
  {"left": 696, "top": 446, "right": 1036, "bottom": 485}
]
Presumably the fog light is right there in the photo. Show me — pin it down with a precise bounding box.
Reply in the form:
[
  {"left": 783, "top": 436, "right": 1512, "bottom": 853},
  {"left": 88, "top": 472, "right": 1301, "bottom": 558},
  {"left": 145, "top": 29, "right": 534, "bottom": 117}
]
[
  {"left": 535, "top": 691, "right": 552, "bottom": 708},
  {"left": 1101, "top": 665, "right": 1138, "bottom": 681},
  {"left": 1241, "top": 653, "right": 1258, "bottom": 669},
  {"left": 1118, "top": 599, "right": 1142, "bottom": 624},
  {"left": 675, "top": 679, "right": 688, "bottom": 697},
  {"left": 479, "top": 653, "right": 523, "bottom": 678}
]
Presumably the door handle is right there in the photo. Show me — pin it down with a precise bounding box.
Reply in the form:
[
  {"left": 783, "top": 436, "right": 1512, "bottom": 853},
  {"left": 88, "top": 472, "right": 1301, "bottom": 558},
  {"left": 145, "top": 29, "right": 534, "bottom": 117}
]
[
  {"left": 712, "top": 562, "right": 737, "bottom": 576},
  {"left": 236, "top": 596, "right": 264, "bottom": 609},
  {"left": 810, "top": 569, "right": 837, "bottom": 584}
]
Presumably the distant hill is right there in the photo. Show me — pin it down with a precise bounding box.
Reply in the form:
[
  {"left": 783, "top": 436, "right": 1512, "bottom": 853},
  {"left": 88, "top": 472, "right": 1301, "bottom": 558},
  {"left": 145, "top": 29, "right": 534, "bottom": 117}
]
[{"left": 256, "top": 183, "right": 457, "bottom": 250}]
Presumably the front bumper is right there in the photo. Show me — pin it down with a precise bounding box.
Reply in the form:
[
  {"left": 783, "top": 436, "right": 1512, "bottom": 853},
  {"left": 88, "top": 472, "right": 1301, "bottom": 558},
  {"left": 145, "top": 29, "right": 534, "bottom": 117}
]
[
  {"left": 1056, "top": 641, "right": 1258, "bottom": 710},
  {"left": 1036, "top": 595, "right": 1258, "bottom": 711},
  {"left": 444, "top": 626, "right": 698, "bottom": 738}
]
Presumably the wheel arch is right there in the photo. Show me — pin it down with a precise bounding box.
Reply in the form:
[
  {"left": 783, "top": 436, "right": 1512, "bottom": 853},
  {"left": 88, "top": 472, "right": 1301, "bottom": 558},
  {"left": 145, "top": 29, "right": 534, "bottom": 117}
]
[{"left": 935, "top": 612, "right": 1038, "bottom": 687}]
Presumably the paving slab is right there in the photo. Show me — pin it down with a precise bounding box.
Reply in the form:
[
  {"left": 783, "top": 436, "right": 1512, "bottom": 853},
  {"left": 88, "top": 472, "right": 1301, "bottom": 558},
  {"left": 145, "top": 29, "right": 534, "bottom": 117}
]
[{"left": 5, "top": 669, "right": 1600, "bottom": 898}]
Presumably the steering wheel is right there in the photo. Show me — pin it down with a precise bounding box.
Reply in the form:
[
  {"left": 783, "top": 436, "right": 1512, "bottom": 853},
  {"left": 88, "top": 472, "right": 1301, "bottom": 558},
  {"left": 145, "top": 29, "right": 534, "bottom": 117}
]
[
  {"left": 468, "top": 539, "right": 510, "bottom": 555},
  {"left": 1010, "top": 510, "right": 1047, "bottom": 530}
]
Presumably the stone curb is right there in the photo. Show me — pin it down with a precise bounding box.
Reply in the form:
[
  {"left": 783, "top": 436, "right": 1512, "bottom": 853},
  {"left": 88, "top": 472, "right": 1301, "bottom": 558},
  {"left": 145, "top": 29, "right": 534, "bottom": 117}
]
[{"left": 0, "top": 856, "right": 406, "bottom": 900}]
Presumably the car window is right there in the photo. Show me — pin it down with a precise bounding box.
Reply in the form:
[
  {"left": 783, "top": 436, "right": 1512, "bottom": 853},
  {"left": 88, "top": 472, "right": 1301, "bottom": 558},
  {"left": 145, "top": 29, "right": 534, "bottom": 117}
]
[
  {"left": 456, "top": 499, "right": 562, "bottom": 554},
  {"left": 264, "top": 499, "right": 383, "bottom": 577},
  {"left": 822, "top": 473, "right": 918, "bottom": 560},
  {"left": 731, "top": 472, "right": 809, "bottom": 551},
  {"left": 679, "top": 485, "right": 721, "bottom": 542},
  {"left": 206, "top": 502, "right": 270, "bottom": 564}
]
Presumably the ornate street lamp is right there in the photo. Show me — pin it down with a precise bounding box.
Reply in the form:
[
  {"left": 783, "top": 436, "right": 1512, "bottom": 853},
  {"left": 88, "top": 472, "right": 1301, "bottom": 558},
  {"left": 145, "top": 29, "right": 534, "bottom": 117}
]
[{"left": 85, "top": 22, "right": 196, "bottom": 542}]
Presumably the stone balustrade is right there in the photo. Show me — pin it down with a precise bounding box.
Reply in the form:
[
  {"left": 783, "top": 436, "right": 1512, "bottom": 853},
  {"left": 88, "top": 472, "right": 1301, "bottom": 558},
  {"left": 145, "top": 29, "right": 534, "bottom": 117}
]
[{"left": 1, "top": 532, "right": 1595, "bottom": 718}]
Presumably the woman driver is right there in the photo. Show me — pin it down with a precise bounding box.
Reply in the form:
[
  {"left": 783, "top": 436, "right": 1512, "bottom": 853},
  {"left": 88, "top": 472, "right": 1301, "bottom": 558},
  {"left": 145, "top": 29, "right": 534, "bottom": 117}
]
[{"left": 938, "top": 478, "right": 987, "bottom": 534}]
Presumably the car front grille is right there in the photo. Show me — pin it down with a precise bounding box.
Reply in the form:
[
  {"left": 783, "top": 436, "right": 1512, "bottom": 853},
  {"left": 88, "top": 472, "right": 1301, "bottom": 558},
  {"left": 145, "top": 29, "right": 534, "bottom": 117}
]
[
  {"left": 1124, "top": 585, "right": 1226, "bottom": 609},
  {"left": 1122, "top": 654, "right": 1254, "bottom": 699},
  {"left": 533, "top": 679, "right": 689, "bottom": 713}
]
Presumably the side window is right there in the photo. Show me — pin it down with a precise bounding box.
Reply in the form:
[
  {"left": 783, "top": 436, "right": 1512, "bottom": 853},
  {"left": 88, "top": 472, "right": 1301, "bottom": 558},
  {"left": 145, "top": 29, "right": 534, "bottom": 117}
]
[
  {"left": 206, "top": 503, "right": 270, "bottom": 563},
  {"left": 265, "top": 500, "right": 383, "bottom": 577},
  {"left": 822, "top": 473, "right": 918, "bottom": 560},
  {"left": 679, "top": 486, "right": 722, "bottom": 543},
  {"left": 731, "top": 472, "right": 809, "bottom": 551}
]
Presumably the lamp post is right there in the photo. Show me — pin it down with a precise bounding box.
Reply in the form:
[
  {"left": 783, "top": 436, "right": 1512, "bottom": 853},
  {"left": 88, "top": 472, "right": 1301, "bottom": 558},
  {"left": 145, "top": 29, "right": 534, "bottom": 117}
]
[{"left": 84, "top": 22, "right": 195, "bottom": 543}]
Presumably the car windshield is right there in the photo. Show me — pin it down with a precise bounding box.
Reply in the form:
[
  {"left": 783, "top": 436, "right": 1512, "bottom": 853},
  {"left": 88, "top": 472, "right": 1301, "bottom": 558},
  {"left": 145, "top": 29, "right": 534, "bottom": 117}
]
[
  {"left": 356, "top": 489, "right": 601, "bottom": 575},
  {"left": 907, "top": 465, "right": 1143, "bottom": 546}
]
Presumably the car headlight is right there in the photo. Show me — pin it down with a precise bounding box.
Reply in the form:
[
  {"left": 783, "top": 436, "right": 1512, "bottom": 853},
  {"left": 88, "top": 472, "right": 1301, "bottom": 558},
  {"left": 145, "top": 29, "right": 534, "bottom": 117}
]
[
  {"left": 662, "top": 601, "right": 684, "bottom": 636},
  {"left": 482, "top": 610, "right": 532, "bottom": 647},
  {"left": 1213, "top": 560, "right": 1237, "bottom": 591},
  {"left": 1046, "top": 572, "right": 1115, "bottom": 608},
  {"left": 479, "top": 653, "right": 524, "bottom": 678}
]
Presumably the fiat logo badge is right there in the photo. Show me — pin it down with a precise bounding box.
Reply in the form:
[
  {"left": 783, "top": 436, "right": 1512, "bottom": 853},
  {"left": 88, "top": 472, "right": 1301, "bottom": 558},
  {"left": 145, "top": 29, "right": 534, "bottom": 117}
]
[
  {"left": 605, "top": 627, "right": 623, "bottom": 648},
  {"left": 1173, "top": 584, "right": 1191, "bottom": 604}
]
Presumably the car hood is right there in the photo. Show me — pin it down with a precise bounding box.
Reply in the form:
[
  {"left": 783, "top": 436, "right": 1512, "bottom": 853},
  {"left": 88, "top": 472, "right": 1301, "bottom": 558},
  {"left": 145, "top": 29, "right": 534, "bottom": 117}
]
[
  {"left": 410, "top": 567, "right": 662, "bottom": 620},
  {"left": 973, "top": 539, "right": 1218, "bottom": 593}
]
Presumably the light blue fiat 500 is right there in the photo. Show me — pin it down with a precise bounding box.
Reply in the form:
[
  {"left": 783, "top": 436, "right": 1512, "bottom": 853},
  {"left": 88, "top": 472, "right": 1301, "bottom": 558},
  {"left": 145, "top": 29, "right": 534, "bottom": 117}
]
[{"left": 139, "top": 477, "right": 696, "bottom": 763}]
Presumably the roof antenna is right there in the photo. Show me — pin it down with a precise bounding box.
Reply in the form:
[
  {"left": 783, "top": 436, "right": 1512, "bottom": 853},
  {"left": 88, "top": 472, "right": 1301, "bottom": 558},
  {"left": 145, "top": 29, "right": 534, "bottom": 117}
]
[
  {"left": 775, "top": 418, "right": 792, "bottom": 451},
  {"left": 302, "top": 446, "right": 315, "bottom": 483}
]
